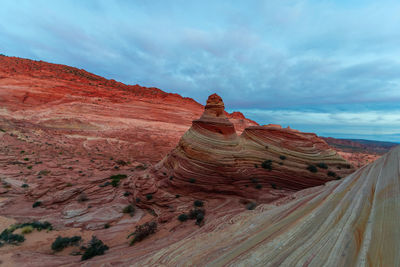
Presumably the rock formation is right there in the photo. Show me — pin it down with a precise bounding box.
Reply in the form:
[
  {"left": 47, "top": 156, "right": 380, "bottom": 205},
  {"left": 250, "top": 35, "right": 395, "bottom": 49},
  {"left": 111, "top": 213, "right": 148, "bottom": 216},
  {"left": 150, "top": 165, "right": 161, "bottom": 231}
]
[
  {"left": 0, "top": 55, "right": 257, "bottom": 164},
  {"left": 132, "top": 94, "right": 354, "bottom": 207},
  {"left": 132, "top": 145, "right": 400, "bottom": 266}
]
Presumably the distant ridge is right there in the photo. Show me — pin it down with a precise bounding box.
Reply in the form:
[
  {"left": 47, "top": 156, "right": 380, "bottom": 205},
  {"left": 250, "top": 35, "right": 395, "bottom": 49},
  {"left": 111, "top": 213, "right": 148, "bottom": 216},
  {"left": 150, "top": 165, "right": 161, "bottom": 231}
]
[{"left": 322, "top": 136, "right": 398, "bottom": 155}]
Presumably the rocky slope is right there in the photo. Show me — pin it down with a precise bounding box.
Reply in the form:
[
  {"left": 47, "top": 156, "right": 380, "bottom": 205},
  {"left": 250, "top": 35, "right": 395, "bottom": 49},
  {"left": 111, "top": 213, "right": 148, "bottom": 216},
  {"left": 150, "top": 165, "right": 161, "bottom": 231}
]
[
  {"left": 0, "top": 56, "right": 359, "bottom": 266},
  {"left": 0, "top": 55, "right": 257, "bottom": 164},
  {"left": 322, "top": 137, "right": 398, "bottom": 167},
  {"left": 129, "top": 94, "right": 354, "bottom": 211},
  {"left": 131, "top": 145, "right": 400, "bottom": 266}
]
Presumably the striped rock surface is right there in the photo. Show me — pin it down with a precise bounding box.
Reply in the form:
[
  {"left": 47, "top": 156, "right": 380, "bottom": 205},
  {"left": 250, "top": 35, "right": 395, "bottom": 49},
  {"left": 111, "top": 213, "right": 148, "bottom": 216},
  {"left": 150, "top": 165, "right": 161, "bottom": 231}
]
[
  {"left": 150, "top": 94, "right": 353, "bottom": 199},
  {"left": 135, "top": 145, "right": 400, "bottom": 266}
]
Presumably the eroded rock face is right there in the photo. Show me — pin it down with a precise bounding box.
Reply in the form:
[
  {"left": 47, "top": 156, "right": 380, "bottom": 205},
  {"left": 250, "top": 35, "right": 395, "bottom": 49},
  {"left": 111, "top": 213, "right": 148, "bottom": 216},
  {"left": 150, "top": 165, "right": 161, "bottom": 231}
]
[
  {"left": 131, "top": 146, "right": 400, "bottom": 267},
  {"left": 131, "top": 94, "right": 354, "bottom": 208}
]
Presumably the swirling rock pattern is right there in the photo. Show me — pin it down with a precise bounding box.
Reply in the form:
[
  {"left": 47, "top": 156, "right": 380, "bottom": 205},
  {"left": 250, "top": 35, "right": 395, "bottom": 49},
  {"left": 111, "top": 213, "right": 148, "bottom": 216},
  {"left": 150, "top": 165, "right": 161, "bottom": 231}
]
[
  {"left": 145, "top": 94, "right": 354, "bottom": 202},
  {"left": 134, "top": 145, "right": 400, "bottom": 266}
]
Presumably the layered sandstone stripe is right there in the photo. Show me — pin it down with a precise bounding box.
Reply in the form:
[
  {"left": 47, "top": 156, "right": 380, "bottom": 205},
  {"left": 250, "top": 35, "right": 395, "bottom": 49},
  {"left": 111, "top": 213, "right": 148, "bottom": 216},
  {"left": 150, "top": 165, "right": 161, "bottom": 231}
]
[
  {"left": 155, "top": 94, "right": 353, "bottom": 198},
  {"left": 135, "top": 145, "right": 400, "bottom": 266}
]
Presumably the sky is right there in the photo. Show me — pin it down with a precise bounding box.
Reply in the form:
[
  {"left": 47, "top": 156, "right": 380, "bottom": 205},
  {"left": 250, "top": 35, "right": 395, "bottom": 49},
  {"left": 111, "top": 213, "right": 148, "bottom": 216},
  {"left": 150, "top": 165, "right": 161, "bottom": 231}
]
[{"left": 0, "top": 0, "right": 399, "bottom": 142}]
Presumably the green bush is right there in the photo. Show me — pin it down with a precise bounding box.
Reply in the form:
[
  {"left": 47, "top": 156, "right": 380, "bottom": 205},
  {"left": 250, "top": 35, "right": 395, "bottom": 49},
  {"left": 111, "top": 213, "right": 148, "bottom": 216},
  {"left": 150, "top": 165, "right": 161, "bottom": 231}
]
[
  {"left": 81, "top": 236, "right": 109, "bottom": 261},
  {"left": 188, "top": 208, "right": 206, "bottom": 225},
  {"left": 307, "top": 165, "right": 318, "bottom": 173},
  {"left": 246, "top": 202, "right": 257, "bottom": 210},
  {"left": 194, "top": 200, "right": 204, "bottom": 207},
  {"left": 21, "top": 226, "right": 33, "bottom": 234},
  {"left": 21, "top": 184, "right": 29, "bottom": 188},
  {"left": 189, "top": 178, "right": 196, "bottom": 183},
  {"left": 123, "top": 205, "right": 135, "bottom": 216},
  {"left": 316, "top": 163, "right": 328, "bottom": 169},
  {"left": 327, "top": 171, "right": 336, "bottom": 177},
  {"left": 109, "top": 174, "right": 127, "bottom": 187},
  {"left": 32, "top": 201, "right": 42, "bottom": 208},
  {"left": 127, "top": 221, "right": 157, "bottom": 246},
  {"left": 51, "top": 236, "right": 82, "bottom": 252},
  {"left": 146, "top": 194, "right": 153, "bottom": 200},
  {"left": 175, "top": 194, "right": 180, "bottom": 198},
  {"left": 279, "top": 155, "right": 287, "bottom": 160},
  {"left": 271, "top": 183, "right": 277, "bottom": 189},
  {"left": 0, "top": 229, "right": 25, "bottom": 245},
  {"left": 255, "top": 184, "right": 262, "bottom": 189},
  {"left": 0, "top": 221, "right": 52, "bottom": 246},
  {"left": 178, "top": 214, "right": 188, "bottom": 222},
  {"left": 261, "top": 160, "right": 272, "bottom": 170}
]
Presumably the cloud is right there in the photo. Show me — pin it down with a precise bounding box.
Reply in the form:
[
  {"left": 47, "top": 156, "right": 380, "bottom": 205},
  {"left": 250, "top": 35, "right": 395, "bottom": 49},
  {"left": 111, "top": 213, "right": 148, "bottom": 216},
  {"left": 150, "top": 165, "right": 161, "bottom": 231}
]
[{"left": 0, "top": 0, "right": 399, "bottom": 141}]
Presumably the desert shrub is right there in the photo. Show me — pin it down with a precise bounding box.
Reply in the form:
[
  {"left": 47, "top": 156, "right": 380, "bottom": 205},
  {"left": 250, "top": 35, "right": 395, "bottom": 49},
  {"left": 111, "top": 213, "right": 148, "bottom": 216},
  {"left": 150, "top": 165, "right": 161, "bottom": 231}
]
[
  {"left": 17, "top": 221, "right": 52, "bottom": 231},
  {"left": 345, "top": 164, "right": 352, "bottom": 169},
  {"left": 316, "top": 163, "right": 328, "bottom": 169},
  {"left": 109, "top": 174, "right": 127, "bottom": 187},
  {"left": 127, "top": 221, "right": 157, "bottom": 246},
  {"left": 178, "top": 214, "right": 188, "bottom": 222},
  {"left": 111, "top": 179, "right": 119, "bottom": 187},
  {"left": 21, "top": 183, "right": 29, "bottom": 188},
  {"left": 188, "top": 208, "right": 206, "bottom": 225},
  {"left": 77, "top": 193, "right": 88, "bottom": 202},
  {"left": 99, "top": 181, "right": 111, "bottom": 187},
  {"left": 251, "top": 178, "right": 258, "bottom": 183},
  {"left": 0, "top": 229, "right": 25, "bottom": 245},
  {"left": 21, "top": 226, "right": 33, "bottom": 234},
  {"left": 146, "top": 194, "right": 153, "bottom": 200},
  {"left": 254, "top": 164, "right": 258, "bottom": 168},
  {"left": 195, "top": 213, "right": 205, "bottom": 225},
  {"left": 104, "top": 223, "right": 110, "bottom": 229},
  {"left": 175, "top": 194, "right": 180, "bottom": 198},
  {"left": 32, "top": 201, "right": 42, "bottom": 208},
  {"left": 246, "top": 202, "right": 257, "bottom": 210},
  {"left": 271, "top": 183, "right": 277, "bottom": 189},
  {"left": 255, "top": 184, "right": 262, "bottom": 189},
  {"left": 135, "top": 197, "right": 141, "bottom": 203},
  {"left": 327, "top": 171, "right": 337, "bottom": 177},
  {"left": 307, "top": 165, "right": 318, "bottom": 173},
  {"left": 116, "top": 160, "right": 127, "bottom": 166},
  {"left": 51, "top": 236, "right": 82, "bottom": 252},
  {"left": 27, "top": 166, "right": 32, "bottom": 169},
  {"left": 123, "top": 191, "right": 131, "bottom": 197},
  {"left": 193, "top": 200, "right": 204, "bottom": 207},
  {"left": 123, "top": 205, "right": 135, "bottom": 216},
  {"left": 24, "top": 158, "right": 29, "bottom": 161},
  {"left": 261, "top": 160, "right": 272, "bottom": 170},
  {"left": 0, "top": 221, "right": 51, "bottom": 246},
  {"left": 189, "top": 178, "right": 196, "bottom": 183},
  {"left": 81, "top": 236, "right": 109, "bottom": 261},
  {"left": 279, "top": 155, "right": 287, "bottom": 160}
]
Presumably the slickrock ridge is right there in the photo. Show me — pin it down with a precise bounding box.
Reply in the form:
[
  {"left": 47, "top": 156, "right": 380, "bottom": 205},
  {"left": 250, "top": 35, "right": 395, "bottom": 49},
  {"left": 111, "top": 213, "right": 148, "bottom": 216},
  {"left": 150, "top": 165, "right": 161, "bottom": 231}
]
[
  {"left": 131, "top": 145, "right": 400, "bottom": 266},
  {"left": 132, "top": 94, "right": 354, "bottom": 208}
]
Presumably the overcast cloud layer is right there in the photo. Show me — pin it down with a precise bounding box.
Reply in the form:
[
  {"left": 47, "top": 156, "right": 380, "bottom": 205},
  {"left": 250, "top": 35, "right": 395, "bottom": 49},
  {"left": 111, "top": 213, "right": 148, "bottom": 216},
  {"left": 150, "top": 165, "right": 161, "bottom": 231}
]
[{"left": 1, "top": 0, "right": 399, "bottom": 142}]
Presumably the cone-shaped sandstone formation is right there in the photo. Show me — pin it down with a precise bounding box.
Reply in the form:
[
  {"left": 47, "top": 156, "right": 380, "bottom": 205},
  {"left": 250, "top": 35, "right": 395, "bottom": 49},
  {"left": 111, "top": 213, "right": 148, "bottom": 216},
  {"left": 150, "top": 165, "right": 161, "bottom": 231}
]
[
  {"left": 135, "top": 145, "right": 400, "bottom": 266},
  {"left": 133, "top": 94, "right": 354, "bottom": 205}
]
